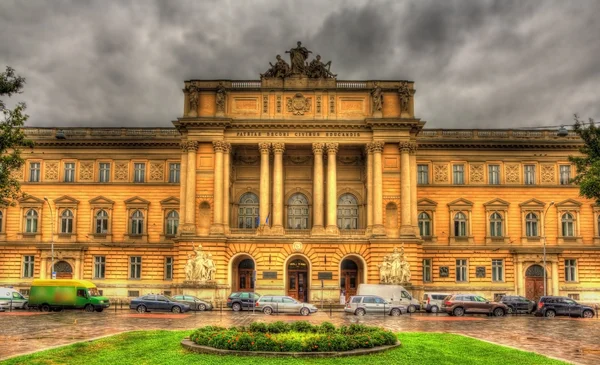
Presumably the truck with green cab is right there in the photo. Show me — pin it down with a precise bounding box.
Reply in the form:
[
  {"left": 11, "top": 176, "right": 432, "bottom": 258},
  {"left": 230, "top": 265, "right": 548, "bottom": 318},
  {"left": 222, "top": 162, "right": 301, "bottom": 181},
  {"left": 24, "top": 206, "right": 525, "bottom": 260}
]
[{"left": 29, "top": 279, "right": 110, "bottom": 312}]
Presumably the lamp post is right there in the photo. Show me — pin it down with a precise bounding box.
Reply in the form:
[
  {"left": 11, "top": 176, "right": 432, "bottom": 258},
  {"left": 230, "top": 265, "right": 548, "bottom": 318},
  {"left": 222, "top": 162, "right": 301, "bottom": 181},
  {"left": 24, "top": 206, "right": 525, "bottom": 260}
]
[
  {"left": 43, "top": 197, "right": 55, "bottom": 279},
  {"left": 542, "top": 201, "right": 554, "bottom": 296}
]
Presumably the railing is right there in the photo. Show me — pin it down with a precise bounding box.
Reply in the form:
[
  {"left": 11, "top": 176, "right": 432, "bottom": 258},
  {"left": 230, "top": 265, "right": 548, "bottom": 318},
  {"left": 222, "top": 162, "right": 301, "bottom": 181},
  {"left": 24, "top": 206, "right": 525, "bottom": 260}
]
[
  {"left": 229, "top": 228, "right": 257, "bottom": 235},
  {"left": 284, "top": 229, "right": 311, "bottom": 236},
  {"left": 339, "top": 229, "right": 366, "bottom": 236},
  {"left": 231, "top": 81, "right": 261, "bottom": 88},
  {"left": 336, "top": 81, "right": 367, "bottom": 88}
]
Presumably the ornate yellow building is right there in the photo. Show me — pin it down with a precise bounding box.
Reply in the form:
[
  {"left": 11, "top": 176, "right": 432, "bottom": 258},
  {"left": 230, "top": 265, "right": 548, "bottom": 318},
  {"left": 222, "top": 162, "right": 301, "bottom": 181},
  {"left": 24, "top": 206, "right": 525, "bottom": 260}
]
[{"left": 1, "top": 45, "right": 599, "bottom": 303}]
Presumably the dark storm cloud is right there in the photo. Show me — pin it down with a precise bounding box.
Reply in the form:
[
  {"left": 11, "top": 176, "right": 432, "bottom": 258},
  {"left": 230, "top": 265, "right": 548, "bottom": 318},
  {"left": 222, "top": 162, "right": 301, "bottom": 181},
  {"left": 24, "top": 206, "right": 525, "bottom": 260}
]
[{"left": 0, "top": 0, "right": 598, "bottom": 128}]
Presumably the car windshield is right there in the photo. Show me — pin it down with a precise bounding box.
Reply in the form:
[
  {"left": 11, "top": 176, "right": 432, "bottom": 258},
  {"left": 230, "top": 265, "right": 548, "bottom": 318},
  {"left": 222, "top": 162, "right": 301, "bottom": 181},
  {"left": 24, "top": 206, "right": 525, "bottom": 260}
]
[
  {"left": 475, "top": 296, "right": 488, "bottom": 302},
  {"left": 88, "top": 288, "right": 101, "bottom": 297}
]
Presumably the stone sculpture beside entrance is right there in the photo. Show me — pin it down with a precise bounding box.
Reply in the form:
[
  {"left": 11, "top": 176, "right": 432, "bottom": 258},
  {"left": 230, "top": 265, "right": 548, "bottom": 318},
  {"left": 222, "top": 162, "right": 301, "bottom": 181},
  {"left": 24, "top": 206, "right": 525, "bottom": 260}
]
[
  {"left": 379, "top": 247, "right": 412, "bottom": 284},
  {"left": 185, "top": 244, "right": 216, "bottom": 282}
]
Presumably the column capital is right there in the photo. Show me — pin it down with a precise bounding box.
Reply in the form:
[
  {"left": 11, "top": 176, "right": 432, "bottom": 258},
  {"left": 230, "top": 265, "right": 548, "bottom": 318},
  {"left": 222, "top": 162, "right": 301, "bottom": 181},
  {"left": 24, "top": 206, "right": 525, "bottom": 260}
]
[
  {"left": 212, "top": 140, "right": 227, "bottom": 152},
  {"left": 183, "top": 141, "right": 199, "bottom": 152},
  {"left": 312, "top": 142, "right": 325, "bottom": 154},
  {"left": 369, "top": 141, "right": 385, "bottom": 153},
  {"left": 222, "top": 142, "right": 232, "bottom": 153},
  {"left": 325, "top": 142, "right": 339, "bottom": 154},
  {"left": 399, "top": 141, "right": 416, "bottom": 153},
  {"left": 272, "top": 142, "right": 285, "bottom": 154},
  {"left": 258, "top": 142, "right": 271, "bottom": 154}
]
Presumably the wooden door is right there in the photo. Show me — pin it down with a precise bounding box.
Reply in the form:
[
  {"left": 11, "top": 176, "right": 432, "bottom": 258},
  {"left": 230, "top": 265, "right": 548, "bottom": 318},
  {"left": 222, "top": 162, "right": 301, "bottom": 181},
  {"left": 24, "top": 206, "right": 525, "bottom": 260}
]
[
  {"left": 525, "top": 277, "right": 544, "bottom": 301},
  {"left": 341, "top": 270, "right": 357, "bottom": 301},
  {"left": 238, "top": 269, "right": 254, "bottom": 292}
]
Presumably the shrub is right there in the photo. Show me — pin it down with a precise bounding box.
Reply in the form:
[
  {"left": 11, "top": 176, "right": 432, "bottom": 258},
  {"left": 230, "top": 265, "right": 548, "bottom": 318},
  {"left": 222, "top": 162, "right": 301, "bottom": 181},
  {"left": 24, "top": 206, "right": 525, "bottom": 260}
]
[
  {"left": 266, "top": 321, "right": 290, "bottom": 333},
  {"left": 318, "top": 321, "right": 336, "bottom": 334},
  {"left": 290, "top": 320, "right": 314, "bottom": 333},
  {"left": 249, "top": 322, "right": 268, "bottom": 333}
]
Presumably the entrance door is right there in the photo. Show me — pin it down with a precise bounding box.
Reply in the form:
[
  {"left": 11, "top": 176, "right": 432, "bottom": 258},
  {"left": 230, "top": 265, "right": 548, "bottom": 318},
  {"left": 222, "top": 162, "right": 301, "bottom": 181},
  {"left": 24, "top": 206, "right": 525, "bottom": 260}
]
[
  {"left": 525, "top": 264, "right": 545, "bottom": 301},
  {"left": 340, "top": 259, "right": 359, "bottom": 302},
  {"left": 287, "top": 259, "right": 308, "bottom": 302},
  {"left": 237, "top": 259, "right": 254, "bottom": 292},
  {"left": 54, "top": 261, "right": 73, "bottom": 279}
]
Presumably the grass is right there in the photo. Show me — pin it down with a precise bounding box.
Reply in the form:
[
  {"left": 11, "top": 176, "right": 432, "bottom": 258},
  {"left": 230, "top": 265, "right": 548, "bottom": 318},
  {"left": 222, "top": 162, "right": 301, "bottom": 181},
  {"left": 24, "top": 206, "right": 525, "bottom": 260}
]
[{"left": 1, "top": 330, "right": 567, "bottom": 365}]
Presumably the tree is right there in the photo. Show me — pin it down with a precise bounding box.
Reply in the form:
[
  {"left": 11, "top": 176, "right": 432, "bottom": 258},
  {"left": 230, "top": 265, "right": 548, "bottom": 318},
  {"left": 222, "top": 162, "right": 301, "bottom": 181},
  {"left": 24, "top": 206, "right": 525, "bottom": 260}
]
[
  {"left": 1, "top": 66, "right": 34, "bottom": 202},
  {"left": 569, "top": 114, "right": 600, "bottom": 203}
]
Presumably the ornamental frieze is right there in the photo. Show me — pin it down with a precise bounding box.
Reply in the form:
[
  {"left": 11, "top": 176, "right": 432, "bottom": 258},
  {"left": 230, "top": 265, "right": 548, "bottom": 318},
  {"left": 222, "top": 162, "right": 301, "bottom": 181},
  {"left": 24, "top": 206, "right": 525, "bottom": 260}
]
[
  {"left": 505, "top": 164, "right": 520, "bottom": 183},
  {"left": 79, "top": 162, "right": 94, "bottom": 181},
  {"left": 469, "top": 164, "right": 484, "bottom": 184},
  {"left": 541, "top": 164, "right": 556, "bottom": 183},
  {"left": 44, "top": 161, "right": 59, "bottom": 181},
  {"left": 286, "top": 93, "right": 311, "bottom": 115}
]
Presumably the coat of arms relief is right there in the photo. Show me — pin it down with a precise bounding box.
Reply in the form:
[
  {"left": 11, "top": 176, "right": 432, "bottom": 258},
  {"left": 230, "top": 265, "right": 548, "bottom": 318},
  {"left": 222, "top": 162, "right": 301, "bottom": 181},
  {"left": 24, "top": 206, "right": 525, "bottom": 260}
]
[{"left": 286, "top": 93, "right": 311, "bottom": 115}]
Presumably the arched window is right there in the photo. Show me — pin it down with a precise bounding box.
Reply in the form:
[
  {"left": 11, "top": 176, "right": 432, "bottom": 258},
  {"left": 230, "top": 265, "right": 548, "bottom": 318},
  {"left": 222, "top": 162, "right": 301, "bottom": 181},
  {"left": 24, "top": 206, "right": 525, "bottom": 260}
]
[
  {"left": 287, "top": 193, "right": 309, "bottom": 229},
  {"left": 166, "top": 210, "right": 179, "bottom": 235},
  {"left": 95, "top": 210, "right": 108, "bottom": 234},
  {"left": 418, "top": 212, "right": 431, "bottom": 236},
  {"left": 25, "top": 209, "right": 38, "bottom": 233},
  {"left": 0, "top": 210, "right": 3, "bottom": 232},
  {"left": 238, "top": 193, "right": 259, "bottom": 229},
  {"left": 526, "top": 212, "right": 538, "bottom": 237},
  {"left": 454, "top": 212, "right": 467, "bottom": 237},
  {"left": 61, "top": 209, "right": 74, "bottom": 233},
  {"left": 337, "top": 193, "right": 358, "bottom": 229},
  {"left": 561, "top": 213, "right": 574, "bottom": 237},
  {"left": 490, "top": 212, "right": 503, "bottom": 237},
  {"left": 130, "top": 210, "right": 144, "bottom": 235}
]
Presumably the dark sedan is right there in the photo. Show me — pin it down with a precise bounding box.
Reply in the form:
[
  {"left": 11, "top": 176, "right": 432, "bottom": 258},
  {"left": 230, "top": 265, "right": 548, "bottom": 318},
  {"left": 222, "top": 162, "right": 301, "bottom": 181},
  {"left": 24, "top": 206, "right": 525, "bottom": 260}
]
[
  {"left": 129, "top": 294, "right": 190, "bottom": 313},
  {"left": 500, "top": 295, "right": 536, "bottom": 314},
  {"left": 172, "top": 295, "right": 213, "bottom": 311}
]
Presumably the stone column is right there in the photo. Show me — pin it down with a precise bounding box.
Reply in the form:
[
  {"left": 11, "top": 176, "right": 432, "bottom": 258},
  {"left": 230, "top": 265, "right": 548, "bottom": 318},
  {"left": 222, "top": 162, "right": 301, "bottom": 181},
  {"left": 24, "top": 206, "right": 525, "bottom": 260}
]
[
  {"left": 515, "top": 260, "right": 523, "bottom": 296},
  {"left": 210, "top": 141, "right": 225, "bottom": 235},
  {"left": 365, "top": 144, "right": 374, "bottom": 235},
  {"left": 271, "top": 142, "right": 285, "bottom": 235},
  {"left": 312, "top": 143, "right": 325, "bottom": 235},
  {"left": 178, "top": 143, "right": 188, "bottom": 235},
  {"left": 258, "top": 142, "right": 271, "bottom": 232},
  {"left": 410, "top": 144, "right": 419, "bottom": 237},
  {"left": 183, "top": 141, "right": 198, "bottom": 234},
  {"left": 325, "top": 142, "right": 339, "bottom": 235},
  {"left": 551, "top": 260, "right": 559, "bottom": 295},
  {"left": 222, "top": 142, "right": 231, "bottom": 234},
  {"left": 372, "top": 141, "right": 385, "bottom": 236},
  {"left": 399, "top": 141, "right": 414, "bottom": 236}
]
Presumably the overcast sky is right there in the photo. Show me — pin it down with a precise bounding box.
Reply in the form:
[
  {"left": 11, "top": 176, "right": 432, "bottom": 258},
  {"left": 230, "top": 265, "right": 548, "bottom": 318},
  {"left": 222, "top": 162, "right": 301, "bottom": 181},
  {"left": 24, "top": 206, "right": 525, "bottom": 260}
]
[{"left": 1, "top": 0, "right": 599, "bottom": 129}]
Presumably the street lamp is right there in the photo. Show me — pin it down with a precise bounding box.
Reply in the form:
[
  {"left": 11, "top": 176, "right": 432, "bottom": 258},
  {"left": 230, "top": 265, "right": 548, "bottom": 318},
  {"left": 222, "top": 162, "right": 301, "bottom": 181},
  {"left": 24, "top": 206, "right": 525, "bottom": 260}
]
[
  {"left": 43, "top": 197, "right": 55, "bottom": 279},
  {"left": 542, "top": 201, "right": 554, "bottom": 296}
]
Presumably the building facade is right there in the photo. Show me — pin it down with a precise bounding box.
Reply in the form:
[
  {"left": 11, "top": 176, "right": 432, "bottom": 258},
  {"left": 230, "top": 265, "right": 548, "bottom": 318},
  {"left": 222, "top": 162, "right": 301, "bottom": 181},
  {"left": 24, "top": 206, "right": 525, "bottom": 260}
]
[{"left": 1, "top": 45, "right": 599, "bottom": 303}]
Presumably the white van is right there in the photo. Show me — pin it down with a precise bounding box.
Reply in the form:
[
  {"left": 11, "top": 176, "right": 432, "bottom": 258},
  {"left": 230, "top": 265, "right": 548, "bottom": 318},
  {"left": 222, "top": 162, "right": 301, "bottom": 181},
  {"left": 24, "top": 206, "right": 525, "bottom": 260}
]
[
  {"left": 357, "top": 284, "right": 420, "bottom": 312},
  {"left": 0, "top": 287, "right": 29, "bottom": 310}
]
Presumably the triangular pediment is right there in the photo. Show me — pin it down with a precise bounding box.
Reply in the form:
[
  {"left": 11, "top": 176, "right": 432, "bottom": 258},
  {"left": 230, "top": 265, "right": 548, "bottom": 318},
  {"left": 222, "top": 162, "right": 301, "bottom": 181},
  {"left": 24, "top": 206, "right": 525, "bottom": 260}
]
[
  {"left": 418, "top": 198, "right": 438, "bottom": 206},
  {"left": 18, "top": 195, "right": 44, "bottom": 204},
  {"left": 124, "top": 196, "right": 151, "bottom": 205},
  {"left": 483, "top": 198, "right": 510, "bottom": 207},
  {"left": 160, "top": 196, "right": 180, "bottom": 206},
  {"left": 89, "top": 196, "right": 115, "bottom": 205},
  {"left": 519, "top": 198, "right": 546, "bottom": 207},
  {"left": 447, "top": 198, "right": 474, "bottom": 207},
  {"left": 556, "top": 199, "right": 583, "bottom": 207},
  {"left": 54, "top": 195, "right": 80, "bottom": 205}
]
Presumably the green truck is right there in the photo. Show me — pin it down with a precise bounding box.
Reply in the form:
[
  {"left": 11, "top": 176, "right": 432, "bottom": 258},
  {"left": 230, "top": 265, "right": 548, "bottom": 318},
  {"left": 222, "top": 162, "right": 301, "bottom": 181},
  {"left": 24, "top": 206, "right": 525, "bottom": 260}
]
[{"left": 29, "top": 279, "right": 110, "bottom": 312}]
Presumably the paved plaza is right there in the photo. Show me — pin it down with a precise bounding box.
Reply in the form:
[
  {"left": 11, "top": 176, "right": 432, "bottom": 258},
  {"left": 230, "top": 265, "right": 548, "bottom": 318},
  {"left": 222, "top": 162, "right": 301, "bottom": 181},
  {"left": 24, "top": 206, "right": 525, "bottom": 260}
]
[{"left": 0, "top": 309, "right": 598, "bottom": 364}]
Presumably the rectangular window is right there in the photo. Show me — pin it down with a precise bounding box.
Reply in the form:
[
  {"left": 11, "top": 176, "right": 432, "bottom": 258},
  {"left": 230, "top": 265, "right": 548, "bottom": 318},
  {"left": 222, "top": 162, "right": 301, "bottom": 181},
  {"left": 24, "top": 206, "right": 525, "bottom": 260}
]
[
  {"left": 559, "top": 165, "right": 571, "bottom": 185},
  {"left": 128, "top": 290, "right": 140, "bottom": 298},
  {"left": 417, "top": 164, "right": 429, "bottom": 185},
  {"left": 565, "top": 259, "right": 577, "bottom": 282},
  {"left": 567, "top": 293, "right": 580, "bottom": 300},
  {"left": 94, "top": 256, "right": 106, "bottom": 279},
  {"left": 165, "top": 257, "right": 173, "bottom": 280},
  {"left": 169, "top": 163, "right": 180, "bottom": 183},
  {"left": 488, "top": 165, "right": 500, "bottom": 185},
  {"left": 99, "top": 163, "right": 111, "bottom": 183},
  {"left": 456, "top": 259, "right": 468, "bottom": 282},
  {"left": 19, "top": 289, "right": 30, "bottom": 296},
  {"left": 524, "top": 165, "right": 536, "bottom": 185},
  {"left": 453, "top": 164, "right": 464, "bottom": 185},
  {"left": 64, "top": 162, "right": 75, "bottom": 182},
  {"left": 23, "top": 255, "right": 34, "bottom": 278},
  {"left": 130, "top": 256, "right": 142, "bottom": 279},
  {"left": 423, "top": 259, "right": 432, "bottom": 283},
  {"left": 134, "top": 163, "right": 145, "bottom": 183},
  {"left": 29, "top": 162, "right": 40, "bottom": 182},
  {"left": 492, "top": 259, "right": 504, "bottom": 282}
]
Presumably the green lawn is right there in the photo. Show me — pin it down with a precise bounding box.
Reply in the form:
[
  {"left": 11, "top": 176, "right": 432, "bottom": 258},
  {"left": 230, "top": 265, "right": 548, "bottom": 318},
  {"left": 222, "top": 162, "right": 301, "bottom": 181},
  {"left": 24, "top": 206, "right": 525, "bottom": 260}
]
[{"left": 2, "top": 330, "right": 567, "bottom": 365}]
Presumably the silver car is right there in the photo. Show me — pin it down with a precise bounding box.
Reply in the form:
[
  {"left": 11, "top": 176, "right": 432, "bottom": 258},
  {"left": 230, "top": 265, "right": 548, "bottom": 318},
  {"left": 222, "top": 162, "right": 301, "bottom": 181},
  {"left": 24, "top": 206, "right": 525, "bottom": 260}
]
[
  {"left": 171, "top": 295, "right": 213, "bottom": 311},
  {"left": 345, "top": 295, "right": 407, "bottom": 316},
  {"left": 256, "top": 295, "right": 318, "bottom": 316}
]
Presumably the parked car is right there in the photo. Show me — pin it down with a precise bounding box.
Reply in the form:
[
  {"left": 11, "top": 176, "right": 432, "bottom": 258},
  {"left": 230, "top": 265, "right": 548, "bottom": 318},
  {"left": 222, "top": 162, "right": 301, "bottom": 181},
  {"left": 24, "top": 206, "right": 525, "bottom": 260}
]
[
  {"left": 442, "top": 294, "right": 507, "bottom": 317},
  {"left": 422, "top": 292, "right": 450, "bottom": 313},
  {"left": 534, "top": 296, "right": 595, "bottom": 318},
  {"left": 345, "top": 295, "right": 407, "bottom": 316},
  {"left": 256, "top": 295, "right": 318, "bottom": 316},
  {"left": 0, "top": 288, "right": 29, "bottom": 310},
  {"left": 499, "top": 295, "right": 536, "bottom": 314},
  {"left": 129, "top": 294, "right": 190, "bottom": 313},
  {"left": 357, "top": 284, "right": 421, "bottom": 312},
  {"left": 227, "top": 292, "right": 261, "bottom": 311},
  {"left": 171, "top": 295, "right": 213, "bottom": 311},
  {"left": 29, "top": 279, "right": 109, "bottom": 312}
]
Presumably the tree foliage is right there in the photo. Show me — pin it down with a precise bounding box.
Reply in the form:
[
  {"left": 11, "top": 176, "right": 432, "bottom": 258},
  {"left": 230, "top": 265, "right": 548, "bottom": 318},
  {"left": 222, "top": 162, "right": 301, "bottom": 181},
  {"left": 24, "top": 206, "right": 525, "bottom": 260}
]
[
  {"left": 1, "top": 66, "right": 34, "bottom": 203},
  {"left": 569, "top": 114, "right": 600, "bottom": 203}
]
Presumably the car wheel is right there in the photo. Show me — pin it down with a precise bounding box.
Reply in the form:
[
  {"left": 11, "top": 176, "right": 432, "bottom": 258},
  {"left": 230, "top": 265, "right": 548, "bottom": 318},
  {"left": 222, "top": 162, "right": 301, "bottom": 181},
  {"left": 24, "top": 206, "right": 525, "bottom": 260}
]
[
  {"left": 171, "top": 306, "right": 182, "bottom": 314},
  {"left": 544, "top": 309, "right": 556, "bottom": 318},
  {"left": 391, "top": 308, "right": 401, "bottom": 316},
  {"left": 84, "top": 304, "right": 94, "bottom": 312},
  {"left": 95, "top": 307, "right": 104, "bottom": 313},
  {"left": 23, "top": 302, "right": 28, "bottom": 310},
  {"left": 136, "top": 305, "right": 147, "bottom": 313},
  {"left": 232, "top": 303, "right": 242, "bottom": 312},
  {"left": 493, "top": 308, "right": 505, "bottom": 317},
  {"left": 40, "top": 304, "right": 51, "bottom": 312},
  {"left": 507, "top": 306, "right": 514, "bottom": 314},
  {"left": 199, "top": 304, "right": 206, "bottom": 311},
  {"left": 263, "top": 307, "right": 273, "bottom": 315},
  {"left": 408, "top": 305, "right": 417, "bottom": 313},
  {"left": 582, "top": 310, "right": 594, "bottom": 319},
  {"left": 355, "top": 308, "right": 366, "bottom": 316},
  {"left": 430, "top": 306, "right": 439, "bottom": 313},
  {"left": 453, "top": 307, "right": 465, "bottom": 317},
  {"left": 300, "top": 307, "right": 310, "bottom": 316}
]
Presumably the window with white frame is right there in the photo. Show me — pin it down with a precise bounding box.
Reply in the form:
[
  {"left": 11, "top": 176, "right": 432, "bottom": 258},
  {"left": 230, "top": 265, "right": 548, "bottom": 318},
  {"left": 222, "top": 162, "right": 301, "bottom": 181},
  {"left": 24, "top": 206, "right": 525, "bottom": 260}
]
[
  {"left": 29, "top": 162, "right": 40, "bottom": 182},
  {"left": 492, "top": 259, "right": 504, "bottom": 282},
  {"left": 456, "top": 259, "right": 468, "bottom": 282},
  {"left": 165, "top": 257, "right": 173, "bottom": 280},
  {"left": 526, "top": 212, "right": 539, "bottom": 237},
  {"left": 165, "top": 210, "right": 179, "bottom": 236},
  {"left": 559, "top": 165, "right": 571, "bottom": 185},
  {"left": 99, "top": 163, "right": 111, "bottom": 183},
  {"left": 130, "top": 256, "right": 142, "bottom": 279},
  {"left": 418, "top": 212, "right": 431, "bottom": 236},
  {"left": 64, "top": 162, "right": 75, "bottom": 182},
  {"left": 561, "top": 213, "right": 575, "bottom": 237},
  {"left": 454, "top": 212, "right": 467, "bottom": 237},
  {"left": 23, "top": 255, "right": 34, "bottom": 278},
  {"left": 60, "top": 209, "right": 74, "bottom": 233},
  {"left": 488, "top": 165, "right": 500, "bottom": 185},
  {"left": 524, "top": 165, "right": 536, "bottom": 185},
  {"left": 94, "top": 256, "right": 106, "bottom": 279},
  {"left": 134, "top": 163, "right": 145, "bottom": 183},
  {"left": 337, "top": 193, "right": 359, "bottom": 229},
  {"left": 417, "top": 164, "right": 429, "bottom": 184},
  {"left": 169, "top": 163, "right": 180, "bottom": 183},
  {"left": 130, "top": 210, "right": 144, "bottom": 235},
  {"left": 25, "top": 209, "right": 38, "bottom": 233},
  {"left": 453, "top": 164, "right": 464, "bottom": 185},
  {"left": 238, "top": 192, "right": 259, "bottom": 229},
  {"left": 288, "top": 193, "right": 309, "bottom": 229},
  {"left": 423, "top": 258, "right": 432, "bottom": 283},
  {"left": 490, "top": 212, "right": 503, "bottom": 237},
  {"left": 564, "top": 259, "right": 577, "bottom": 282},
  {"left": 95, "top": 210, "right": 109, "bottom": 234}
]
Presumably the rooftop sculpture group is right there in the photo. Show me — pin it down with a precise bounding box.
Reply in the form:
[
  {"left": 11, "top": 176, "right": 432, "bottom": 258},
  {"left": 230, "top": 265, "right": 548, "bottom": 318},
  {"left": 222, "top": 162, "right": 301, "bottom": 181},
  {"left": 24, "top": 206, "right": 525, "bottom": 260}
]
[{"left": 262, "top": 42, "right": 337, "bottom": 79}]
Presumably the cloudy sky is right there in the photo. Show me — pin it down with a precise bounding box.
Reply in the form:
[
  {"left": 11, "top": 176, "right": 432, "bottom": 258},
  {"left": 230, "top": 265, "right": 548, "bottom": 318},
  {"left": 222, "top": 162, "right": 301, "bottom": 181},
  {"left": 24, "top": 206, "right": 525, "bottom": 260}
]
[{"left": 1, "top": 0, "right": 599, "bottom": 128}]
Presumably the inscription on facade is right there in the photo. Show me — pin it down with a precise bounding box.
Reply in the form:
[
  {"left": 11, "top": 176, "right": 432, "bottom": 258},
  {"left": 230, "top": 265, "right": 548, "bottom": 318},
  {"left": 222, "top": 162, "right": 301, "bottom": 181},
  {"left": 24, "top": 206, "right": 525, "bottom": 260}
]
[{"left": 235, "top": 131, "right": 361, "bottom": 137}]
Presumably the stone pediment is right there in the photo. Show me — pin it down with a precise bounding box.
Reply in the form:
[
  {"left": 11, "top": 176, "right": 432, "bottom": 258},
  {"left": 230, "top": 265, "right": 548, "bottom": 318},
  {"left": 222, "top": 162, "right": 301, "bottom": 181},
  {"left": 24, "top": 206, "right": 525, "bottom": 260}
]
[
  {"left": 519, "top": 198, "right": 546, "bottom": 208},
  {"left": 18, "top": 195, "right": 44, "bottom": 206},
  {"left": 124, "top": 196, "right": 151, "bottom": 207},
  {"left": 54, "top": 195, "right": 80, "bottom": 205},
  {"left": 483, "top": 198, "right": 510, "bottom": 208},
  {"left": 89, "top": 196, "right": 115, "bottom": 206},
  {"left": 555, "top": 199, "right": 583, "bottom": 208},
  {"left": 160, "top": 196, "right": 180, "bottom": 207},
  {"left": 418, "top": 198, "right": 438, "bottom": 210},
  {"left": 447, "top": 198, "right": 474, "bottom": 207}
]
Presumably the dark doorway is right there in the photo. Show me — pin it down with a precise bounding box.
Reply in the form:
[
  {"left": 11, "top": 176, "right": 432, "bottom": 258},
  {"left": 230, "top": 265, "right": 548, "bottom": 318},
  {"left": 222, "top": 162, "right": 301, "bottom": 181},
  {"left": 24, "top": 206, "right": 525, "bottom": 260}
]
[
  {"left": 237, "top": 259, "right": 255, "bottom": 292},
  {"left": 54, "top": 261, "right": 73, "bottom": 279},
  {"left": 287, "top": 258, "right": 308, "bottom": 302},
  {"left": 340, "top": 259, "right": 358, "bottom": 302},
  {"left": 525, "top": 264, "right": 546, "bottom": 301}
]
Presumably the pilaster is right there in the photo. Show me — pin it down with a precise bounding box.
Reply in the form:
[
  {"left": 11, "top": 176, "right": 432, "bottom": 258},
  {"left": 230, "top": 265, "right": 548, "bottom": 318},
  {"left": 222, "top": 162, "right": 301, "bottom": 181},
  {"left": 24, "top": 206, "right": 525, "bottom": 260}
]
[
  {"left": 271, "top": 142, "right": 285, "bottom": 235},
  {"left": 311, "top": 143, "right": 325, "bottom": 235},
  {"left": 182, "top": 141, "right": 198, "bottom": 235},
  {"left": 371, "top": 141, "right": 385, "bottom": 236},
  {"left": 258, "top": 142, "right": 271, "bottom": 234},
  {"left": 325, "top": 142, "right": 339, "bottom": 235}
]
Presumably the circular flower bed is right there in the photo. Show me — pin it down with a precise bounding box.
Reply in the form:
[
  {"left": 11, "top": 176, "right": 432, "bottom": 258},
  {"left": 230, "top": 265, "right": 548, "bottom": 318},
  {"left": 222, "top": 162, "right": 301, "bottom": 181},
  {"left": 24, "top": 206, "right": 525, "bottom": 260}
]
[{"left": 187, "top": 321, "right": 398, "bottom": 353}]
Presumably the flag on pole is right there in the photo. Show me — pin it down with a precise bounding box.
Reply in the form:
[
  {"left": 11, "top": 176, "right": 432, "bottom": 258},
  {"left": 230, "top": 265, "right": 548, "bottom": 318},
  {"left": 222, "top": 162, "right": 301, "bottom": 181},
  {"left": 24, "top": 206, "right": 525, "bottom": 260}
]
[{"left": 265, "top": 213, "right": 270, "bottom": 224}]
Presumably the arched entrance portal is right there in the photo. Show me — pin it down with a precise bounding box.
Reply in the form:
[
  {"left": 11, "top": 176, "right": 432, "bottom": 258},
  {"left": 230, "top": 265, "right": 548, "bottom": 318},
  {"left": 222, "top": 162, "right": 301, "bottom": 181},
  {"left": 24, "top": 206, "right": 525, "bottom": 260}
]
[
  {"left": 340, "top": 257, "right": 365, "bottom": 301},
  {"left": 525, "top": 264, "right": 546, "bottom": 301},
  {"left": 231, "top": 256, "right": 255, "bottom": 292},
  {"left": 287, "top": 258, "right": 308, "bottom": 302},
  {"left": 54, "top": 261, "right": 73, "bottom": 279}
]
